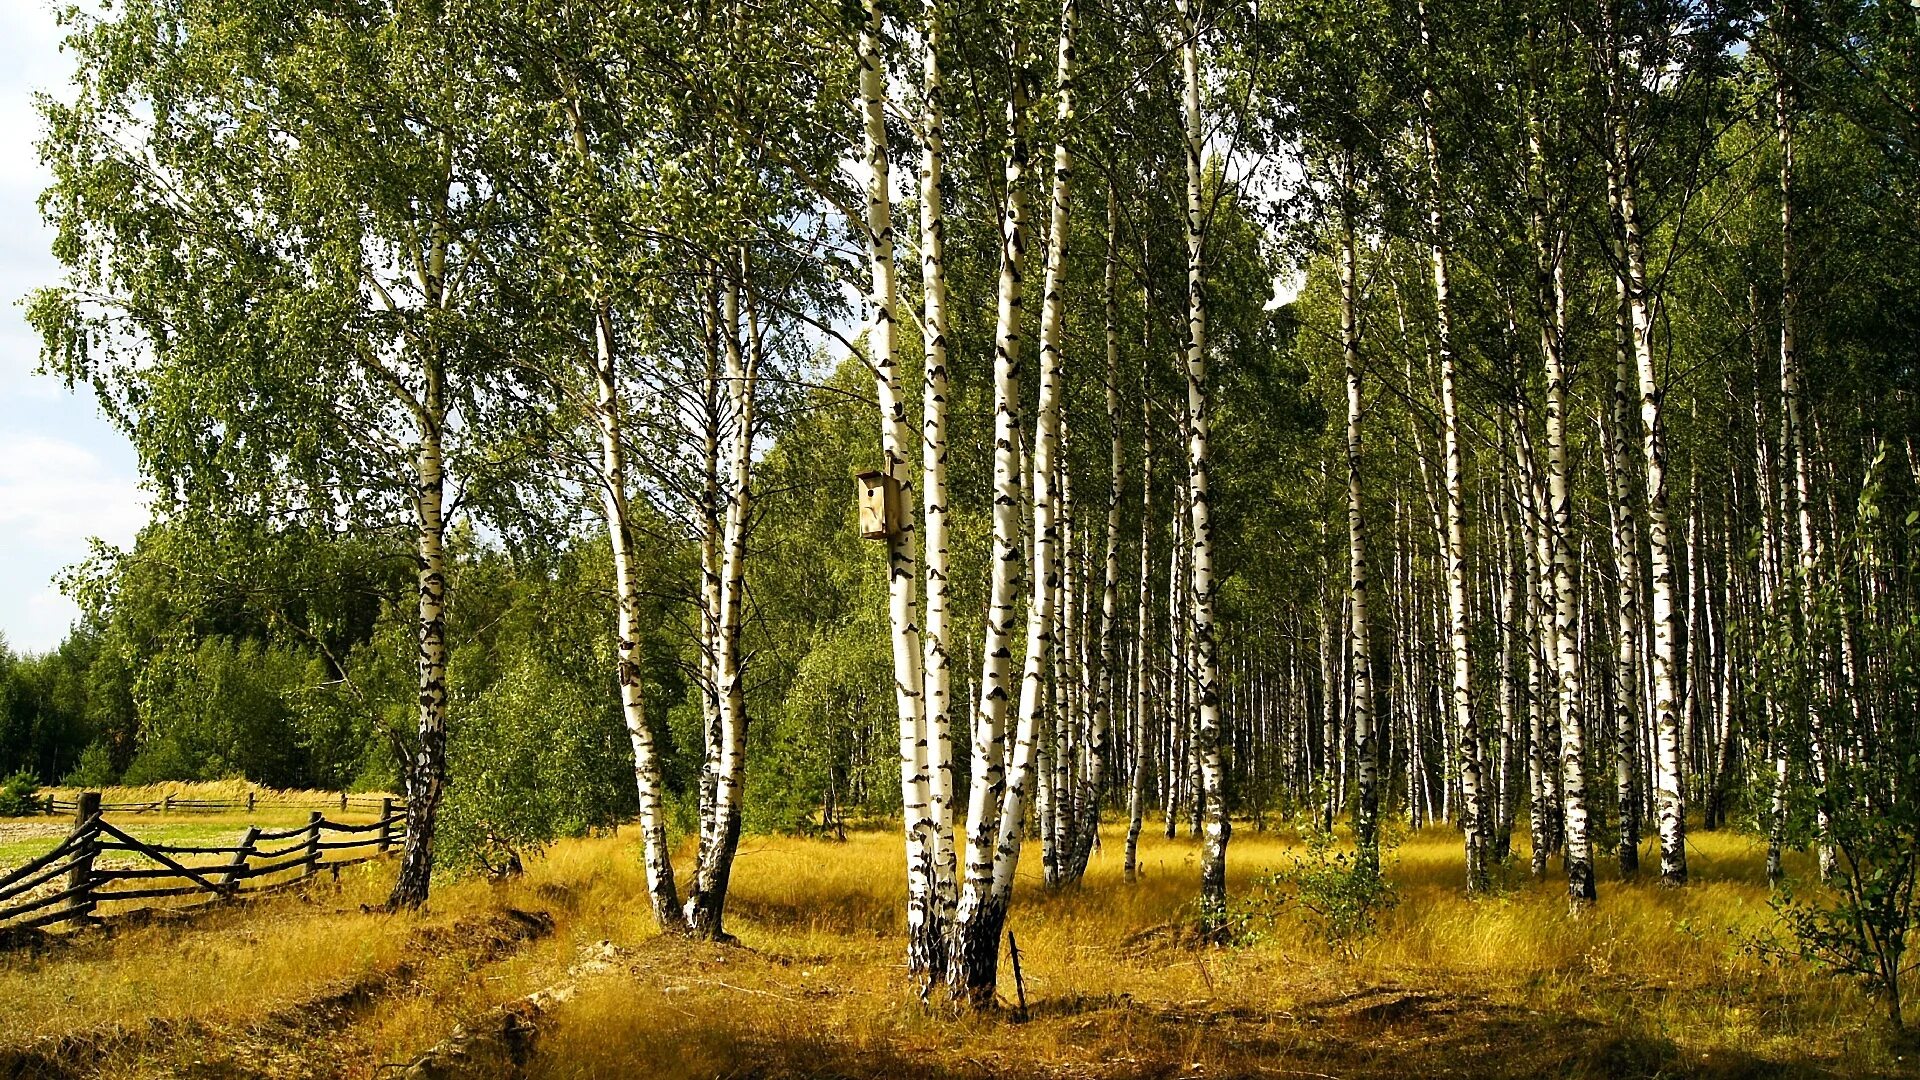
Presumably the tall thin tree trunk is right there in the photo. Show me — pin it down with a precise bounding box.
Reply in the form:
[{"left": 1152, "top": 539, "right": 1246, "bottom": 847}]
[
  {"left": 592, "top": 306, "right": 685, "bottom": 930},
  {"left": 1600, "top": 283, "right": 1643, "bottom": 878},
  {"left": 1064, "top": 187, "right": 1126, "bottom": 884},
  {"left": 1177, "top": 0, "right": 1230, "bottom": 930},
  {"left": 918, "top": 2, "right": 957, "bottom": 975},
  {"left": 1773, "top": 21, "right": 1835, "bottom": 882},
  {"left": 1611, "top": 114, "right": 1688, "bottom": 885},
  {"left": 857, "top": 0, "right": 935, "bottom": 969},
  {"left": 1532, "top": 118, "right": 1592, "bottom": 904},
  {"left": 389, "top": 346, "right": 448, "bottom": 910},
  {"left": 1340, "top": 188, "right": 1380, "bottom": 873},
  {"left": 953, "top": 3, "right": 1071, "bottom": 1005},
  {"left": 557, "top": 96, "right": 685, "bottom": 929},
  {"left": 389, "top": 207, "right": 452, "bottom": 912},
  {"left": 1125, "top": 293, "right": 1155, "bottom": 882},
  {"left": 687, "top": 264, "right": 758, "bottom": 940}
]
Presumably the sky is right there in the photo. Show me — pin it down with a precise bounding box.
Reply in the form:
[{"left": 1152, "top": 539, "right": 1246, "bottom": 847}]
[{"left": 0, "top": 2, "right": 147, "bottom": 655}]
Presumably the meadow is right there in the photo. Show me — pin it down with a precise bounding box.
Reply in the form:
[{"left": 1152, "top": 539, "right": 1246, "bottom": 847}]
[{"left": 0, "top": 816, "right": 1908, "bottom": 1079}]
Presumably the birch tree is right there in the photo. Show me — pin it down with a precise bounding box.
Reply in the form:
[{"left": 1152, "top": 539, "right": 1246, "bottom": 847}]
[
  {"left": 955, "top": 0, "right": 1077, "bottom": 1004},
  {"left": 854, "top": 0, "right": 937, "bottom": 974},
  {"left": 951, "top": 18, "right": 1035, "bottom": 1007},
  {"left": 34, "top": 0, "right": 516, "bottom": 909}
]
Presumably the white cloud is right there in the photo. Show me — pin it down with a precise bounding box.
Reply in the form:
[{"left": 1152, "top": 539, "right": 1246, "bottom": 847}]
[
  {"left": 7, "top": 585, "right": 81, "bottom": 654},
  {"left": 0, "top": 432, "right": 146, "bottom": 551}
]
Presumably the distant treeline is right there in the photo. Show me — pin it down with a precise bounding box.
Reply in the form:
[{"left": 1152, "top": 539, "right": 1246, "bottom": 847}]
[{"left": 0, "top": 380, "right": 911, "bottom": 857}]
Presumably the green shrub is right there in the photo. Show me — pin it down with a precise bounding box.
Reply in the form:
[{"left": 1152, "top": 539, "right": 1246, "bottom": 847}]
[
  {"left": 437, "top": 659, "right": 628, "bottom": 879},
  {"left": 61, "top": 741, "right": 117, "bottom": 787},
  {"left": 1233, "top": 826, "right": 1399, "bottom": 957},
  {"left": 0, "top": 771, "right": 49, "bottom": 817}
]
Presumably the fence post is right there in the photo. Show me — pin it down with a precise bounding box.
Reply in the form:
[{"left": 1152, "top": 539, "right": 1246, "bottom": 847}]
[
  {"left": 304, "top": 811, "right": 323, "bottom": 879},
  {"left": 65, "top": 791, "right": 101, "bottom": 920},
  {"left": 379, "top": 798, "right": 395, "bottom": 853},
  {"left": 247, "top": 791, "right": 256, "bottom": 814},
  {"left": 224, "top": 826, "right": 259, "bottom": 896},
  {"left": 340, "top": 791, "right": 348, "bottom": 812}
]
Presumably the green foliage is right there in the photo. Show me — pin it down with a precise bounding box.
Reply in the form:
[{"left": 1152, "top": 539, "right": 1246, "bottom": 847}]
[
  {"left": 0, "top": 772, "right": 49, "bottom": 817},
  {"left": 122, "top": 638, "right": 345, "bottom": 789},
  {"left": 1759, "top": 453, "right": 1920, "bottom": 1028},
  {"left": 437, "top": 659, "right": 629, "bottom": 879},
  {"left": 1232, "top": 826, "right": 1400, "bottom": 956},
  {"left": 62, "top": 742, "right": 117, "bottom": 788}
]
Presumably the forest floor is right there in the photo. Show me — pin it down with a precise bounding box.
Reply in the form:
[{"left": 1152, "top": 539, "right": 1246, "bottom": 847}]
[{"left": 0, "top": 820, "right": 1911, "bottom": 1079}]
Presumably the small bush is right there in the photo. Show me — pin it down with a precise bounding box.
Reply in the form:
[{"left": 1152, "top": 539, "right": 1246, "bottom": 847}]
[
  {"left": 1233, "top": 826, "right": 1399, "bottom": 957},
  {"left": 61, "top": 741, "right": 118, "bottom": 787},
  {"left": 0, "top": 771, "right": 49, "bottom": 817}
]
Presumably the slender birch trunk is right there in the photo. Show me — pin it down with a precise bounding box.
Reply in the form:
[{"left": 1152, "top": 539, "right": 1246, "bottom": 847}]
[
  {"left": 687, "top": 262, "right": 758, "bottom": 940},
  {"left": 1517, "top": 423, "right": 1555, "bottom": 876},
  {"left": 857, "top": 0, "right": 935, "bottom": 971},
  {"left": 1175, "top": 0, "right": 1230, "bottom": 929},
  {"left": 696, "top": 278, "right": 724, "bottom": 859},
  {"left": 918, "top": 4, "right": 957, "bottom": 969},
  {"left": 389, "top": 213, "right": 450, "bottom": 911},
  {"left": 591, "top": 305, "right": 685, "bottom": 930},
  {"left": 1125, "top": 355, "right": 1155, "bottom": 881},
  {"left": 1773, "top": 26, "right": 1835, "bottom": 882},
  {"left": 1063, "top": 187, "right": 1125, "bottom": 884},
  {"left": 1417, "top": 1, "right": 1483, "bottom": 891},
  {"left": 554, "top": 93, "right": 687, "bottom": 931},
  {"left": 1339, "top": 190, "right": 1380, "bottom": 873},
  {"left": 1600, "top": 282, "right": 1644, "bottom": 877},
  {"left": 1531, "top": 114, "right": 1592, "bottom": 904},
  {"left": 389, "top": 345, "right": 448, "bottom": 910},
  {"left": 956, "top": 0, "right": 1076, "bottom": 1005},
  {"left": 1493, "top": 460, "right": 1523, "bottom": 860},
  {"left": 1049, "top": 430, "right": 1077, "bottom": 877},
  {"left": 950, "top": 22, "right": 1036, "bottom": 1006},
  {"left": 1611, "top": 111, "right": 1688, "bottom": 885},
  {"left": 1166, "top": 475, "right": 1186, "bottom": 839}
]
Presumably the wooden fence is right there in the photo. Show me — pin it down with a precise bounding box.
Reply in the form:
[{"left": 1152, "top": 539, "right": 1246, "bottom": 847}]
[
  {"left": 0, "top": 793, "right": 407, "bottom": 938},
  {"left": 44, "top": 792, "right": 391, "bottom": 815}
]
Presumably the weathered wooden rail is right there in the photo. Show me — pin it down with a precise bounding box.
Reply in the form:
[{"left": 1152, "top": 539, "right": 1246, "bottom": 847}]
[
  {"left": 0, "top": 792, "right": 406, "bottom": 938},
  {"left": 45, "top": 792, "right": 391, "bottom": 815}
]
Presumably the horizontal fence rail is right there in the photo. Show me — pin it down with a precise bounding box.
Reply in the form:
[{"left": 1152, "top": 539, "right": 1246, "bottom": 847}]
[
  {"left": 0, "top": 793, "right": 406, "bottom": 940},
  {"left": 43, "top": 792, "right": 391, "bottom": 815}
]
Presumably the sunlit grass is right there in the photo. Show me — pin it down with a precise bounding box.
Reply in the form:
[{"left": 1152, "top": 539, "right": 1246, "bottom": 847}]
[{"left": 1, "top": 819, "right": 1909, "bottom": 1078}]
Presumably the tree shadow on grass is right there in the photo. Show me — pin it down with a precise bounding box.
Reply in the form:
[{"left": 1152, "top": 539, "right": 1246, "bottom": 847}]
[{"left": 559, "top": 983, "right": 1889, "bottom": 1080}]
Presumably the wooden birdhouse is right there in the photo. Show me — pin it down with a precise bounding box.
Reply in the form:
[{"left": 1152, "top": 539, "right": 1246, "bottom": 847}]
[{"left": 856, "top": 470, "right": 902, "bottom": 540}]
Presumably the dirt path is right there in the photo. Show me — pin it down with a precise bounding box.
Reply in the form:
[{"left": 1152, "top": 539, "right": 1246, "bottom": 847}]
[{"left": 0, "top": 821, "right": 70, "bottom": 846}]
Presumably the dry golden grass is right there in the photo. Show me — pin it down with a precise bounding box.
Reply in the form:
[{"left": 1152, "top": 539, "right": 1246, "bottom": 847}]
[
  {"left": 40, "top": 780, "right": 393, "bottom": 815},
  {"left": 1, "top": 821, "right": 1912, "bottom": 1079}
]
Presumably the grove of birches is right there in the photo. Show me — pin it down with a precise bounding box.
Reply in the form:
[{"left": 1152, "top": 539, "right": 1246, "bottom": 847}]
[{"left": 5, "top": 0, "right": 1918, "bottom": 1025}]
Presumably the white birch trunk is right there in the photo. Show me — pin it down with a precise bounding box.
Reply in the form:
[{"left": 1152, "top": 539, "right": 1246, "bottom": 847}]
[
  {"left": 1062, "top": 186, "right": 1125, "bottom": 884},
  {"left": 951, "top": 28, "right": 1034, "bottom": 1006},
  {"left": 1600, "top": 277, "right": 1644, "bottom": 877},
  {"left": 591, "top": 304, "right": 686, "bottom": 931},
  {"left": 1415, "top": 11, "right": 1484, "bottom": 890},
  {"left": 687, "top": 264, "right": 758, "bottom": 940},
  {"left": 1611, "top": 115, "right": 1688, "bottom": 885},
  {"left": 1176, "top": 0, "right": 1230, "bottom": 928},
  {"left": 918, "top": 3, "right": 958, "bottom": 972},
  {"left": 389, "top": 219, "right": 450, "bottom": 911},
  {"left": 1339, "top": 195, "right": 1380, "bottom": 872},
  {"left": 1125, "top": 354, "right": 1155, "bottom": 881},
  {"left": 987, "top": 0, "right": 1075, "bottom": 910},
  {"left": 856, "top": 0, "right": 935, "bottom": 970}
]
